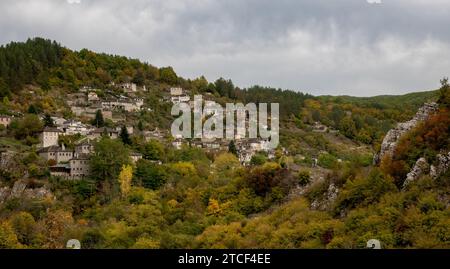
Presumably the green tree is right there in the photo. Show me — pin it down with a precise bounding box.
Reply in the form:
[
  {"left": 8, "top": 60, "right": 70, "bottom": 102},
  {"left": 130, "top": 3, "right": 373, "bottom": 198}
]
[
  {"left": 10, "top": 212, "right": 36, "bottom": 246},
  {"left": 92, "top": 109, "right": 104, "bottom": 128},
  {"left": 159, "top": 67, "right": 178, "bottom": 85},
  {"left": 438, "top": 77, "right": 450, "bottom": 108},
  {"left": 250, "top": 154, "right": 267, "bottom": 166},
  {"left": 9, "top": 114, "right": 43, "bottom": 140},
  {"left": 43, "top": 114, "right": 55, "bottom": 127},
  {"left": 27, "top": 104, "right": 39, "bottom": 114},
  {"left": 228, "top": 140, "right": 238, "bottom": 156},
  {"left": 214, "top": 78, "right": 235, "bottom": 98},
  {"left": 134, "top": 159, "right": 167, "bottom": 190},
  {"left": 90, "top": 138, "right": 131, "bottom": 183},
  {"left": 0, "top": 78, "right": 11, "bottom": 98},
  {"left": 142, "top": 140, "right": 164, "bottom": 161},
  {"left": 119, "top": 126, "right": 132, "bottom": 145},
  {"left": 340, "top": 116, "right": 357, "bottom": 138}
]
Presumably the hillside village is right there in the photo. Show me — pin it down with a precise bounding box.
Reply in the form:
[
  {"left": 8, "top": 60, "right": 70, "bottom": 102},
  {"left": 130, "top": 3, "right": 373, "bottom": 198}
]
[
  {"left": 0, "top": 38, "right": 448, "bottom": 249},
  {"left": 1, "top": 81, "right": 281, "bottom": 181}
]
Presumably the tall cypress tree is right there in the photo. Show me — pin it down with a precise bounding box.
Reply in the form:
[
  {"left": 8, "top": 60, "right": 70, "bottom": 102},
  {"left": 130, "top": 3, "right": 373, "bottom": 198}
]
[{"left": 120, "top": 126, "right": 132, "bottom": 145}]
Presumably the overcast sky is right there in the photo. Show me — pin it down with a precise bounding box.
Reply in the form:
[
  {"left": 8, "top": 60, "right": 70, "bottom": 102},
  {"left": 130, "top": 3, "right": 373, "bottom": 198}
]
[{"left": 1, "top": 0, "right": 449, "bottom": 96}]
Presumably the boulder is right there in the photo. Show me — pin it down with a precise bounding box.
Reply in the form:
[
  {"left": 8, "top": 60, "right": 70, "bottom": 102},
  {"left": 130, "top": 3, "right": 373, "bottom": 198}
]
[{"left": 403, "top": 157, "right": 429, "bottom": 189}]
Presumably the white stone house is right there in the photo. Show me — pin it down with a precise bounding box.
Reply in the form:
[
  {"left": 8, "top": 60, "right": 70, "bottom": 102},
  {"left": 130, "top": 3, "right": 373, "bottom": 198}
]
[{"left": 40, "top": 127, "right": 62, "bottom": 148}]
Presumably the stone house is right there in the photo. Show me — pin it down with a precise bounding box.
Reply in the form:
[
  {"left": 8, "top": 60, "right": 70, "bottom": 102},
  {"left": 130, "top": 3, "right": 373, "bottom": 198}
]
[
  {"left": 70, "top": 155, "right": 90, "bottom": 179},
  {"left": 88, "top": 127, "right": 119, "bottom": 140},
  {"left": 101, "top": 98, "right": 144, "bottom": 112},
  {"left": 37, "top": 145, "right": 74, "bottom": 164},
  {"left": 118, "top": 83, "right": 137, "bottom": 93},
  {"left": 40, "top": 127, "right": 62, "bottom": 148},
  {"left": 75, "top": 141, "right": 94, "bottom": 155}
]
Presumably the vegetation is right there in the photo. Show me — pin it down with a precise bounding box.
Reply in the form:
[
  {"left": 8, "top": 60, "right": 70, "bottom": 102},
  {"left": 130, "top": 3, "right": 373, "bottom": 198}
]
[{"left": 0, "top": 38, "right": 448, "bottom": 249}]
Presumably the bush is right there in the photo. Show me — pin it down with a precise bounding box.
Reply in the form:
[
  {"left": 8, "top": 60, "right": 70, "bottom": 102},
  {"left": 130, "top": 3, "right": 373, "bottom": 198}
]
[
  {"left": 297, "top": 170, "right": 311, "bottom": 186},
  {"left": 318, "top": 153, "right": 338, "bottom": 169}
]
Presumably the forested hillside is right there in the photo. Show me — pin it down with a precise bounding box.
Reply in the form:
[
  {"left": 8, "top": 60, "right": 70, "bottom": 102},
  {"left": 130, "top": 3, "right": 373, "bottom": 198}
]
[{"left": 0, "top": 38, "right": 448, "bottom": 249}]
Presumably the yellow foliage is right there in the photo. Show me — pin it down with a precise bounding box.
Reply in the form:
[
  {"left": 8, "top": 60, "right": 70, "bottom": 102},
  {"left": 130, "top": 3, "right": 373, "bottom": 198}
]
[
  {"left": 118, "top": 164, "right": 133, "bottom": 199},
  {"left": 206, "top": 198, "right": 222, "bottom": 216}
]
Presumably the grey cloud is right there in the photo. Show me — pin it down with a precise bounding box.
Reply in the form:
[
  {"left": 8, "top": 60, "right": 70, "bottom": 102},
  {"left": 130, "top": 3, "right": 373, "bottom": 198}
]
[{"left": 0, "top": 0, "right": 450, "bottom": 96}]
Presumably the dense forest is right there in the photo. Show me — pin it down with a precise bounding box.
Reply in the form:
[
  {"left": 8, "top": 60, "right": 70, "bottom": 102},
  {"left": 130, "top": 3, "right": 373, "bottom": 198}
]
[{"left": 0, "top": 38, "right": 448, "bottom": 249}]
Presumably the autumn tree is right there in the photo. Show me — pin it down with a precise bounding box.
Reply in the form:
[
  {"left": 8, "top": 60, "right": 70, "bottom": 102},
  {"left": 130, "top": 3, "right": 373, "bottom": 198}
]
[
  {"left": 41, "top": 210, "right": 74, "bottom": 249},
  {"left": 118, "top": 165, "right": 133, "bottom": 198},
  {"left": 0, "top": 221, "right": 21, "bottom": 249},
  {"left": 10, "top": 212, "right": 36, "bottom": 246}
]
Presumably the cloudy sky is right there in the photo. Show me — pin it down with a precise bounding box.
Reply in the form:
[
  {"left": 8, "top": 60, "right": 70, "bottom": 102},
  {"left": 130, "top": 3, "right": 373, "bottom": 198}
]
[{"left": 1, "top": 0, "right": 449, "bottom": 96}]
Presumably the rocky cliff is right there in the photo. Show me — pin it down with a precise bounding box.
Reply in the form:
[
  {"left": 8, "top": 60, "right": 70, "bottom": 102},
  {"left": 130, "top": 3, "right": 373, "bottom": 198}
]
[
  {"left": 374, "top": 102, "right": 439, "bottom": 164},
  {"left": 0, "top": 180, "right": 53, "bottom": 204}
]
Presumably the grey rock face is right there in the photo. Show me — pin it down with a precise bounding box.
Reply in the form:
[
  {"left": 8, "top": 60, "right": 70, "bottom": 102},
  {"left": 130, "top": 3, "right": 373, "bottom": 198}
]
[
  {"left": 311, "top": 183, "right": 339, "bottom": 211},
  {"left": 0, "top": 180, "right": 53, "bottom": 204},
  {"left": 374, "top": 102, "right": 439, "bottom": 164},
  {"left": 10, "top": 180, "right": 27, "bottom": 198},
  {"left": 430, "top": 152, "right": 450, "bottom": 179},
  {"left": 403, "top": 157, "right": 429, "bottom": 189}
]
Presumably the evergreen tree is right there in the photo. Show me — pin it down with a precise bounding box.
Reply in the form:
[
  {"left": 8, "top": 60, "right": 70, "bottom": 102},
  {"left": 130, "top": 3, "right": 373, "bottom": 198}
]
[
  {"left": 27, "top": 104, "right": 39, "bottom": 114},
  {"left": 0, "top": 78, "right": 10, "bottom": 98},
  {"left": 228, "top": 140, "right": 238, "bottom": 156},
  {"left": 137, "top": 120, "right": 144, "bottom": 131},
  {"left": 43, "top": 114, "right": 55, "bottom": 127},
  {"left": 92, "top": 110, "right": 104, "bottom": 128},
  {"left": 120, "top": 126, "right": 132, "bottom": 145},
  {"left": 438, "top": 77, "right": 450, "bottom": 108}
]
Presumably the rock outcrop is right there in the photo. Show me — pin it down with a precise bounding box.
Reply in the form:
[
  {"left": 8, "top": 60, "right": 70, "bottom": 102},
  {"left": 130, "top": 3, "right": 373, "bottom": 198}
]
[
  {"left": 0, "top": 180, "right": 52, "bottom": 204},
  {"left": 403, "top": 157, "right": 429, "bottom": 189},
  {"left": 374, "top": 102, "right": 439, "bottom": 164},
  {"left": 430, "top": 152, "right": 450, "bottom": 179},
  {"left": 310, "top": 183, "right": 339, "bottom": 211}
]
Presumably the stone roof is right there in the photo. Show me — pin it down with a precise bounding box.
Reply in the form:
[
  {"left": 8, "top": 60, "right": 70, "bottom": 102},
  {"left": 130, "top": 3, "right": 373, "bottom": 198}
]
[
  {"left": 91, "top": 127, "right": 118, "bottom": 134},
  {"left": 37, "top": 146, "right": 72, "bottom": 153},
  {"left": 43, "top": 127, "right": 62, "bottom": 133}
]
